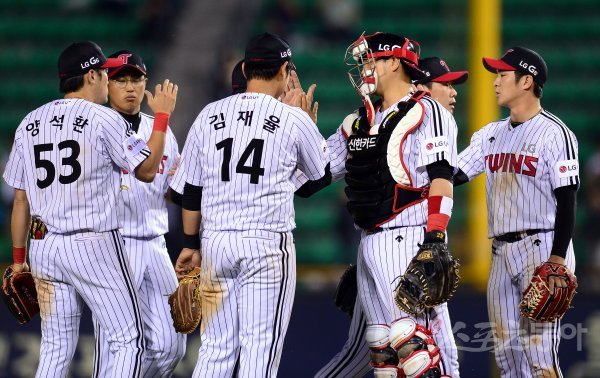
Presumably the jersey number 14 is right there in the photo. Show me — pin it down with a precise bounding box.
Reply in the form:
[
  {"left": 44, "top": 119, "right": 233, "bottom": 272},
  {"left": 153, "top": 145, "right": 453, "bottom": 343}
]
[{"left": 216, "top": 138, "right": 265, "bottom": 184}]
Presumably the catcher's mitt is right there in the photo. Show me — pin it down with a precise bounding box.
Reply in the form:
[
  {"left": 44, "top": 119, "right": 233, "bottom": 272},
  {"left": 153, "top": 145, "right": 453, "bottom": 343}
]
[
  {"left": 1, "top": 266, "right": 39, "bottom": 324},
  {"left": 394, "top": 231, "right": 460, "bottom": 316},
  {"left": 168, "top": 267, "right": 202, "bottom": 334},
  {"left": 520, "top": 262, "right": 577, "bottom": 322},
  {"left": 334, "top": 264, "right": 357, "bottom": 317}
]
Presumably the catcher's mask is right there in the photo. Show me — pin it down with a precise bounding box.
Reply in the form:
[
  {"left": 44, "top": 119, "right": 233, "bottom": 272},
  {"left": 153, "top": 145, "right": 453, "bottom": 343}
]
[{"left": 345, "top": 32, "right": 424, "bottom": 97}]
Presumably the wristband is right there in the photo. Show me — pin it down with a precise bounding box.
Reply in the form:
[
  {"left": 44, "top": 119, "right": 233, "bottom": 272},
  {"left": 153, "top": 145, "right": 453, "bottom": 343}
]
[
  {"left": 13, "top": 246, "right": 26, "bottom": 265},
  {"left": 427, "top": 195, "right": 453, "bottom": 232},
  {"left": 183, "top": 233, "right": 200, "bottom": 250},
  {"left": 152, "top": 112, "right": 170, "bottom": 133}
]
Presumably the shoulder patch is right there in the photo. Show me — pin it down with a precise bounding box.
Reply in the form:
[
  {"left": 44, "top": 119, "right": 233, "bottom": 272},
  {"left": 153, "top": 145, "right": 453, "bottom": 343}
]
[{"left": 555, "top": 159, "right": 579, "bottom": 178}]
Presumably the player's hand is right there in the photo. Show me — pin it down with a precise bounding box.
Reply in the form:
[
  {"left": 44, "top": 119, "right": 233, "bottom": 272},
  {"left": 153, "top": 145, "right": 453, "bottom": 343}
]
[
  {"left": 546, "top": 255, "right": 568, "bottom": 294},
  {"left": 281, "top": 88, "right": 302, "bottom": 106},
  {"left": 175, "top": 248, "right": 202, "bottom": 279},
  {"left": 11, "top": 262, "right": 29, "bottom": 274},
  {"left": 146, "top": 79, "right": 178, "bottom": 116},
  {"left": 299, "top": 83, "right": 318, "bottom": 124}
]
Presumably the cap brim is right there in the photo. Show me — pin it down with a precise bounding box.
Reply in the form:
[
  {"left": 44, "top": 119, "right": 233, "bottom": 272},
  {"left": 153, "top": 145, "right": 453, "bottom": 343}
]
[
  {"left": 432, "top": 71, "right": 469, "bottom": 85},
  {"left": 101, "top": 58, "right": 124, "bottom": 69},
  {"left": 108, "top": 64, "right": 147, "bottom": 78},
  {"left": 482, "top": 57, "right": 516, "bottom": 73}
]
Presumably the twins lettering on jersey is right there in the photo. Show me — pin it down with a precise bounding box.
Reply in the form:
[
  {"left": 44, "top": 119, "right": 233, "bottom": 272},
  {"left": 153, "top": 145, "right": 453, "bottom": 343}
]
[{"left": 484, "top": 153, "right": 538, "bottom": 176}]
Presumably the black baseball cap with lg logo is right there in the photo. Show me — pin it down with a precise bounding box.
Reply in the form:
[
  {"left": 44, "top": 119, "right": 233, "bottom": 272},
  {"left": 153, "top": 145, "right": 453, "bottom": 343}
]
[
  {"left": 482, "top": 46, "right": 548, "bottom": 87},
  {"left": 58, "top": 41, "right": 121, "bottom": 79},
  {"left": 107, "top": 50, "right": 147, "bottom": 78},
  {"left": 417, "top": 57, "right": 468, "bottom": 85},
  {"left": 244, "top": 32, "right": 295, "bottom": 69}
]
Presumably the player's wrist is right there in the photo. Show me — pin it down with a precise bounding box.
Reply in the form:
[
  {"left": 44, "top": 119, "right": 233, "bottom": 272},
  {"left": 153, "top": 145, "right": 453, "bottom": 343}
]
[
  {"left": 152, "top": 112, "right": 170, "bottom": 133},
  {"left": 423, "top": 230, "right": 445, "bottom": 243},
  {"left": 426, "top": 195, "right": 453, "bottom": 232},
  {"left": 183, "top": 233, "right": 200, "bottom": 250},
  {"left": 12, "top": 246, "right": 26, "bottom": 265}
]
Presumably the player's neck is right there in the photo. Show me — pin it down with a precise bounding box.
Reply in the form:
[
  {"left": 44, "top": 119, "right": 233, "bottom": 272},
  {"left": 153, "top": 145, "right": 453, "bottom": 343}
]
[
  {"left": 380, "top": 81, "right": 412, "bottom": 112},
  {"left": 509, "top": 97, "right": 542, "bottom": 123},
  {"left": 246, "top": 80, "right": 282, "bottom": 99},
  {"left": 64, "top": 87, "right": 102, "bottom": 104}
]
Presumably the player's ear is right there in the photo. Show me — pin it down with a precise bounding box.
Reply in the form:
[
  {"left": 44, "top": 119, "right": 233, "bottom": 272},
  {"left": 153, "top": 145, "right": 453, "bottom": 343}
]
[
  {"left": 241, "top": 62, "right": 247, "bottom": 79},
  {"left": 279, "top": 62, "right": 289, "bottom": 80},
  {"left": 521, "top": 75, "right": 534, "bottom": 91}
]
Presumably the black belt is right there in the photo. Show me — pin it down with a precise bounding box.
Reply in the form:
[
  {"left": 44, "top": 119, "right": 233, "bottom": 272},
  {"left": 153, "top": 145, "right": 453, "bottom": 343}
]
[{"left": 495, "top": 229, "right": 542, "bottom": 243}]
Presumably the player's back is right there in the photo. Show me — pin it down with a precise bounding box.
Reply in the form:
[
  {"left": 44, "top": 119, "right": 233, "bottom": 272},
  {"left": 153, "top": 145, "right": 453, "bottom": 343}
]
[
  {"left": 191, "top": 93, "right": 326, "bottom": 233},
  {"left": 10, "top": 98, "right": 129, "bottom": 233}
]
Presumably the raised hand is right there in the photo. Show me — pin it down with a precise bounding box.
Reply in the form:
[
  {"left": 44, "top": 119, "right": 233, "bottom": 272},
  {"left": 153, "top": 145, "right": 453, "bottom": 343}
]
[{"left": 146, "top": 79, "right": 178, "bottom": 116}]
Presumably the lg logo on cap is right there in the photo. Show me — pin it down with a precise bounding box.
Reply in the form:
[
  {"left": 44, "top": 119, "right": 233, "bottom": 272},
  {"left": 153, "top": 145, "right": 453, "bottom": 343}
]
[
  {"left": 80, "top": 56, "right": 100, "bottom": 69},
  {"left": 280, "top": 49, "right": 292, "bottom": 58},
  {"left": 519, "top": 60, "right": 538, "bottom": 76},
  {"left": 378, "top": 44, "right": 402, "bottom": 51}
]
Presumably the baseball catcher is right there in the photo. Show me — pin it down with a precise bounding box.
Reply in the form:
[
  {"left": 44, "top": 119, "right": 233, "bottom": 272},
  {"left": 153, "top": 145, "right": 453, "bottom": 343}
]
[
  {"left": 168, "top": 267, "right": 202, "bottom": 334},
  {"left": 2, "top": 266, "right": 39, "bottom": 324},
  {"left": 394, "top": 231, "right": 460, "bottom": 316},
  {"left": 520, "top": 262, "right": 577, "bottom": 322}
]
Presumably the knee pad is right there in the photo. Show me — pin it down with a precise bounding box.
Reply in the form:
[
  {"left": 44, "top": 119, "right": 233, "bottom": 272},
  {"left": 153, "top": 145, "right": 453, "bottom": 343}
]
[
  {"left": 366, "top": 324, "right": 400, "bottom": 366},
  {"left": 373, "top": 366, "right": 401, "bottom": 378},
  {"left": 389, "top": 318, "right": 442, "bottom": 378}
]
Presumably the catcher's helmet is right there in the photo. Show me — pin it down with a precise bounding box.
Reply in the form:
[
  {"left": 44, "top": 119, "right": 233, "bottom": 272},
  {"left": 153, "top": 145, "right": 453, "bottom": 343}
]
[{"left": 345, "top": 32, "right": 424, "bottom": 96}]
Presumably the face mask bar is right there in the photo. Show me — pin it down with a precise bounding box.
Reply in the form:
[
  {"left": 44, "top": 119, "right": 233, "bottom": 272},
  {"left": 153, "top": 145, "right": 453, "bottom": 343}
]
[{"left": 345, "top": 33, "right": 379, "bottom": 97}]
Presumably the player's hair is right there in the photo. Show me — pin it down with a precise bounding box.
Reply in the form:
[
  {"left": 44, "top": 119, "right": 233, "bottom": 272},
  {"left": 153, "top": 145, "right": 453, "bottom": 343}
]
[
  {"left": 59, "top": 69, "right": 104, "bottom": 94},
  {"left": 422, "top": 82, "right": 434, "bottom": 90},
  {"left": 514, "top": 71, "right": 542, "bottom": 98},
  {"left": 244, "top": 61, "right": 290, "bottom": 81}
]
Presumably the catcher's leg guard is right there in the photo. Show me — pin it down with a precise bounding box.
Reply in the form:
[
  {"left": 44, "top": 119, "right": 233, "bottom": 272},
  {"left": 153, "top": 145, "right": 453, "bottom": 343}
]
[
  {"left": 366, "top": 324, "right": 401, "bottom": 377},
  {"left": 389, "top": 318, "right": 443, "bottom": 378}
]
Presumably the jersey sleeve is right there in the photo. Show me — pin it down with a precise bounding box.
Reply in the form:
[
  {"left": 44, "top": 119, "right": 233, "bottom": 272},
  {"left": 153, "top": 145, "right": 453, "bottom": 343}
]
[
  {"left": 2, "top": 127, "right": 25, "bottom": 190},
  {"left": 97, "top": 108, "right": 151, "bottom": 172},
  {"left": 545, "top": 126, "right": 580, "bottom": 189},
  {"left": 327, "top": 126, "right": 348, "bottom": 182},
  {"left": 292, "top": 110, "right": 328, "bottom": 181},
  {"left": 457, "top": 128, "right": 486, "bottom": 181},
  {"left": 417, "top": 98, "right": 458, "bottom": 170},
  {"left": 177, "top": 116, "right": 205, "bottom": 188}
]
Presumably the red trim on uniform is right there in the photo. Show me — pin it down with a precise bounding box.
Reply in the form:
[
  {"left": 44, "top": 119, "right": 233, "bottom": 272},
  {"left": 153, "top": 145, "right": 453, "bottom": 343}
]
[
  {"left": 13, "top": 246, "right": 26, "bottom": 265},
  {"left": 399, "top": 100, "right": 425, "bottom": 187},
  {"left": 152, "top": 112, "right": 170, "bottom": 133}
]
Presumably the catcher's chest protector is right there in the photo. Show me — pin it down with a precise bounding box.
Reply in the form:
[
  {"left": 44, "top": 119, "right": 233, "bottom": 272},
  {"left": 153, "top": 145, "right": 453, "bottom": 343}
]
[{"left": 345, "top": 91, "right": 428, "bottom": 230}]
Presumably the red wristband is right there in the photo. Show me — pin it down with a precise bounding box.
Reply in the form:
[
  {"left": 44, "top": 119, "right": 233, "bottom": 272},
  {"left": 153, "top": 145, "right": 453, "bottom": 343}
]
[
  {"left": 13, "top": 246, "right": 26, "bottom": 265},
  {"left": 153, "top": 112, "right": 170, "bottom": 133},
  {"left": 427, "top": 195, "right": 453, "bottom": 232}
]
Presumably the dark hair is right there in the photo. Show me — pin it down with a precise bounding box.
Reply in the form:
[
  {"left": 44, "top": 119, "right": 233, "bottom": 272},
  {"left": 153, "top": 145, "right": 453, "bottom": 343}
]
[
  {"left": 244, "top": 61, "right": 288, "bottom": 81},
  {"left": 59, "top": 69, "right": 104, "bottom": 94},
  {"left": 514, "top": 71, "right": 542, "bottom": 98},
  {"left": 422, "top": 82, "right": 433, "bottom": 90}
]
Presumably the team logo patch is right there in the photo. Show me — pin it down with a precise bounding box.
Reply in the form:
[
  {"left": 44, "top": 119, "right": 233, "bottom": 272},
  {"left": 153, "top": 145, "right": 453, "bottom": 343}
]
[
  {"left": 555, "top": 159, "right": 579, "bottom": 178},
  {"left": 123, "top": 135, "right": 146, "bottom": 158},
  {"left": 421, "top": 136, "right": 448, "bottom": 155}
]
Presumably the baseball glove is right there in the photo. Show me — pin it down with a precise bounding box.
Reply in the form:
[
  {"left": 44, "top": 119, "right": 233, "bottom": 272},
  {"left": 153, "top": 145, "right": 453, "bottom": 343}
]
[
  {"left": 334, "top": 264, "right": 357, "bottom": 317},
  {"left": 394, "top": 231, "right": 460, "bottom": 316},
  {"left": 1, "top": 266, "right": 39, "bottom": 324},
  {"left": 168, "top": 267, "right": 202, "bottom": 334},
  {"left": 520, "top": 262, "right": 577, "bottom": 322}
]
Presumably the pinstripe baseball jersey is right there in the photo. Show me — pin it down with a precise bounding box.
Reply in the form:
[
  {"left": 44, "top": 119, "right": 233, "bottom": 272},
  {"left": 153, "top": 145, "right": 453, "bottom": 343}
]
[
  {"left": 328, "top": 93, "right": 458, "bottom": 228},
  {"left": 178, "top": 92, "right": 328, "bottom": 232},
  {"left": 457, "top": 110, "right": 579, "bottom": 237},
  {"left": 118, "top": 112, "right": 179, "bottom": 238},
  {"left": 3, "top": 98, "right": 150, "bottom": 234}
]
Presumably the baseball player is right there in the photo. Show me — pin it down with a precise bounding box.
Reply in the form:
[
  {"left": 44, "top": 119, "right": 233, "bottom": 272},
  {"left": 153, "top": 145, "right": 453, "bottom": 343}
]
[
  {"left": 455, "top": 47, "right": 578, "bottom": 377},
  {"left": 321, "top": 32, "right": 461, "bottom": 378},
  {"left": 91, "top": 50, "right": 186, "bottom": 377},
  {"left": 2, "top": 41, "right": 177, "bottom": 377},
  {"left": 316, "top": 56, "right": 468, "bottom": 378},
  {"left": 172, "top": 33, "right": 329, "bottom": 378}
]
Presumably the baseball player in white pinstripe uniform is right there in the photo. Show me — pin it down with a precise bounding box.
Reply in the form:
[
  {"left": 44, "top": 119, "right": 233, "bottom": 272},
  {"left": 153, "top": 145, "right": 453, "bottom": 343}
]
[
  {"left": 172, "top": 33, "right": 329, "bottom": 378},
  {"left": 322, "top": 32, "right": 461, "bottom": 378},
  {"left": 316, "top": 56, "right": 468, "bottom": 378},
  {"left": 2, "top": 41, "right": 178, "bottom": 377},
  {"left": 455, "top": 47, "right": 578, "bottom": 377},
  {"left": 91, "top": 50, "right": 185, "bottom": 377}
]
